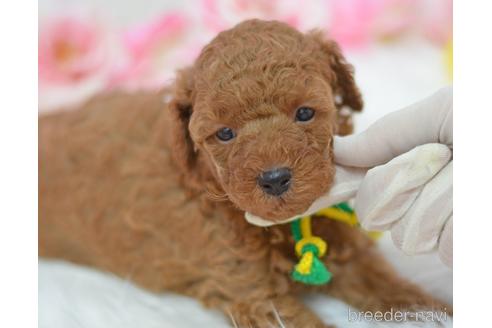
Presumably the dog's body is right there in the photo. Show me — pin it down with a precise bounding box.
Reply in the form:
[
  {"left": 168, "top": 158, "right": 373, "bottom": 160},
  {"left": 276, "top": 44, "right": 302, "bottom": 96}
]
[{"left": 39, "top": 20, "right": 450, "bottom": 327}]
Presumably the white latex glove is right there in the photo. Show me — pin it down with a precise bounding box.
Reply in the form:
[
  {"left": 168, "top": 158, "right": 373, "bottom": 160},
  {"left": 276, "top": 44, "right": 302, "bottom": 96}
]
[{"left": 245, "top": 86, "right": 453, "bottom": 267}]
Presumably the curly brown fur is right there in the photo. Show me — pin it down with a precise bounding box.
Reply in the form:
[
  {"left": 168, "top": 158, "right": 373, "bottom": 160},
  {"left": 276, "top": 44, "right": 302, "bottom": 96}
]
[{"left": 39, "top": 20, "right": 451, "bottom": 327}]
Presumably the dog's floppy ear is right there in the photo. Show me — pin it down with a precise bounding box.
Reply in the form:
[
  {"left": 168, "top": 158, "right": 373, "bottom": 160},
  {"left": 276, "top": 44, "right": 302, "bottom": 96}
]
[
  {"left": 168, "top": 68, "right": 202, "bottom": 185},
  {"left": 309, "top": 31, "right": 363, "bottom": 134},
  {"left": 309, "top": 31, "right": 363, "bottom": 112},
  {"left": 168, "top": 68, "right": 224, "bottom": 196}
]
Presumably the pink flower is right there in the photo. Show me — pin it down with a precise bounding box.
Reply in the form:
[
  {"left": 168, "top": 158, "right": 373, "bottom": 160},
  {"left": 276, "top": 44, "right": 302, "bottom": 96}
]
[
  {"left": 110, "top": 13, "right": 193, "bottom": 90},
  {"left": 38, "top": 13, "right": 116, "bottom": 112},
  {"left": 328, "top": 0, "right": 377, "bottom": 48},
  {"left": 418, "top": 0, "right": 452, "bottom": 45},
  {"left": 328, "top": 0, "right": 452, "bottom": 49},
  {"left": 200, "top": 0, "right": 330, "bottom": 33},
  {"left": 328, "top": 0, "right": 417, "bottom": 49},
  {"left": 39, "top": 14, "right": 112, "bottom": 84}
]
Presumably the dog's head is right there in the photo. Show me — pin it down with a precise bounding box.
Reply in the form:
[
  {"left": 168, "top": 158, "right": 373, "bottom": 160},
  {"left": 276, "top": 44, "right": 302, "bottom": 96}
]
[{"left": 169, "top": 20, "right": 362, "bottom": 222}]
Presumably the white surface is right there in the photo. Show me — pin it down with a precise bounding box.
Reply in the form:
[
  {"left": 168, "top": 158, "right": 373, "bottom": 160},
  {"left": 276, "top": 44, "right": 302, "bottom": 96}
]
[
  {"left": 347, "top": 39, "right": 449, "bottom": 133},
  {"left": 39, "top": 234, "right": 452, "bottom": 328},
  {"left": 38, "top": 25, "right": 452, "bottom": 327}
]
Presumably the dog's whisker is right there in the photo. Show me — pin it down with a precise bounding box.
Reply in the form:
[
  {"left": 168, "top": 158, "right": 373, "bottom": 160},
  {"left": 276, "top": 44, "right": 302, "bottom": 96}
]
[
  {"left": 271, "top": 302, "right": 286, "bottom": 328},
  {"left": 205, "top": 185, "right": 229, "bottom": 202},
  {"left": 293, "top": 147, "right": 311, "bottom": 167},
  {"left": 227, "top": 309, "right": 239, "bottom": 328}
]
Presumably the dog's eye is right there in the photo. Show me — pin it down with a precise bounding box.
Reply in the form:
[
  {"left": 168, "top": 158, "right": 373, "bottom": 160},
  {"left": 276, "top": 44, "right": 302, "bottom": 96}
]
[
  {"left": 295, "top": 107, "right": 315, "bottom": 122},
  {"left": 216, "top": 127, "right": 236, "bottom": 142}
]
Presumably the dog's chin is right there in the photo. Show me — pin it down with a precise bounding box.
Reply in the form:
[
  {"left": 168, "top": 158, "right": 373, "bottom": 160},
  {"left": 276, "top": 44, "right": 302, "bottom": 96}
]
[
  {"left": 248, "top": 200, "right": 312, "bottom": 222},
  {"left": 234, "top": 187, "right": 327, "bottom": 223}
]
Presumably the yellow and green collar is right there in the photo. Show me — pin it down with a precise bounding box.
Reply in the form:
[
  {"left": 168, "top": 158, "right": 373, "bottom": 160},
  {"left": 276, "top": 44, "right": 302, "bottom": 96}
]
[{"left": 290, "top": 202, "right": 379, "bottom": 285}]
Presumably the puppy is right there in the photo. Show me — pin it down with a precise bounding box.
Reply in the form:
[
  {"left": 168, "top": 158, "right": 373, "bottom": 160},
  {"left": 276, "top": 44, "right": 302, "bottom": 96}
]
[{"left": 39, "top": 20, "right": 450, "bottom": 327}]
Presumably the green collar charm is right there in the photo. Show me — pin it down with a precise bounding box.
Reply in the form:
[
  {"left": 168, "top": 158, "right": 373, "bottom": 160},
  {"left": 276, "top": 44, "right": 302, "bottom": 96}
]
[{"left": 290, "top": 202, "right": 358, "bottom": 286}]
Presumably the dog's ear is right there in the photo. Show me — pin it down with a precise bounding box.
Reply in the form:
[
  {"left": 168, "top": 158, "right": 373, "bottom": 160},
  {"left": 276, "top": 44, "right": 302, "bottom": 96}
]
[
  {"left": 168, "top": 68, "right": 224, "bottom": 196},
  {"left": 309, "top": 31, "right": 363, "bottom": 112},
  {"left": 309, "top": 31, "right": 363, "bottom": 135},
  {"left": 168, "top": 68, "right": 202, "bottom": 186}
]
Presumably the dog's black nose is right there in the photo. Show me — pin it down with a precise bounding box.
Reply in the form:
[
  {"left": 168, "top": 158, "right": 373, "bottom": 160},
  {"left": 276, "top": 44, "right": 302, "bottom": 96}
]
[{"left": 257, "top": 167, "right": 292, "bottom": 196}]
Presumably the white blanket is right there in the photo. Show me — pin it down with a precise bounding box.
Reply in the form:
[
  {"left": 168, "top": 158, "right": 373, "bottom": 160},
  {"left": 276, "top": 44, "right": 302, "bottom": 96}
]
[{"left": 39, "top": 234, "right": 452, "bottom": 327}]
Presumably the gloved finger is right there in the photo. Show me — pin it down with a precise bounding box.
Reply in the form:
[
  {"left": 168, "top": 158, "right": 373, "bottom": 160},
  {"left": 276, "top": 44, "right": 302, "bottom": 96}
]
[
  {"left": 303, "top": 165, "right": 367, "bottom": 214},
  {"left": 438, "top": 217, "right": 453, "bottom": 267},
  {"left": 334, "top": 86, "right": 453, "bottom": 168},
  {"left": 244, "top": 165, "right": 367, "bottom": 226},
  {"left": 390, "top": 161, "right": 452, "bottom": 255},
  {"left": 355, "top": 143, "right": 451, "bottom": 231}
]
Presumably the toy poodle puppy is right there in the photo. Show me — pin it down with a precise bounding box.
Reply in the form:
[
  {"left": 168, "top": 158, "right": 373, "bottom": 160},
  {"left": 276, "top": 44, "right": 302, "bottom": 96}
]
[{"left": 39, "top": 19, "right": 451, "bottom": 327}]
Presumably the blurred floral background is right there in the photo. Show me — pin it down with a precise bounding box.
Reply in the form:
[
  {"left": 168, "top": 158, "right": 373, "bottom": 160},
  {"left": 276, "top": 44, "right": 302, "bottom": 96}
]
[{"left": 39, "top": 0, "right": 452, "bottom": 126}]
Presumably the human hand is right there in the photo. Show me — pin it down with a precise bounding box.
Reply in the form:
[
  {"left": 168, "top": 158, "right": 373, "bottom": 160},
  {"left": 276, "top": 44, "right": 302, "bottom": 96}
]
[{"left": 245, "top": 86, "right": 453, "bottom": 267}]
